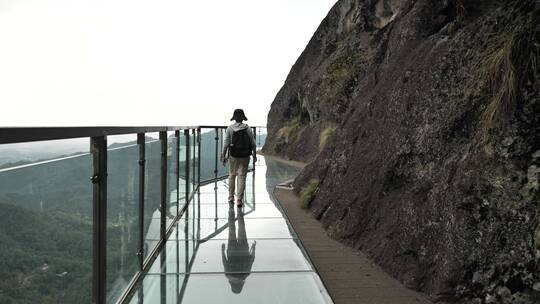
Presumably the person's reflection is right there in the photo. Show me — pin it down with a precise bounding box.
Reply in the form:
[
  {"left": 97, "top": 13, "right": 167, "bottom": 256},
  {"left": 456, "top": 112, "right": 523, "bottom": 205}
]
[{"left": 221, "top": 207, "right": 256, "bottom": 294}]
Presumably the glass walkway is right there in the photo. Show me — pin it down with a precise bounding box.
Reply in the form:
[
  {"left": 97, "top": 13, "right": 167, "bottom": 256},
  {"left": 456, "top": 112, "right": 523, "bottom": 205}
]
[
  {"left": 126, "top": 157, "right": 334, "bottom": 304},
  {"left": 0, "top": 127, "right": 334, "bottom": 303}
]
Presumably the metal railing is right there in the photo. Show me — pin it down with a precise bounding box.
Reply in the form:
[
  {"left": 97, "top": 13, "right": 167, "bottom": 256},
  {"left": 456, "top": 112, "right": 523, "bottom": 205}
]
[{"left": 0, "top": 126, "right": 266, "bottom": 304}]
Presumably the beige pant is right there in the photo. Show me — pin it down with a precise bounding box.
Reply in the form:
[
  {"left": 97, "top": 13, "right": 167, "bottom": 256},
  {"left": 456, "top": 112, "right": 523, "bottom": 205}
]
[{"left": 228, "top": 156, "right": 250, "bottom": 200}]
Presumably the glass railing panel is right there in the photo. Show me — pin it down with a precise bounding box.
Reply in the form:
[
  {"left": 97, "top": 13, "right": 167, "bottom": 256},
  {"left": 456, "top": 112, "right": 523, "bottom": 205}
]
[
  {"left": 106, "top": 134, "right": 140, "bottom": 303},
  {"left": 144, "top": 133, "right": 162, "bottom": 259},
  {"left": 216, "top": 128, "right": 229, "bottom": 179},
  {"left": 255, "top": 126, "right": 267, "bottom": 149},
  {"left": 244, "top": 172, "right": 254, "bottom": 205},
  {"left": 248, "top": 128, "right": 255, "bottom": 172},
  {"left": 0, "top": 138, "right": 92, "bottom": 303},
  {"left": 253, "top": 127, "right": 267, "bottom": 172},
  {"left": 192, "top": 131, "right": 198, "bottom": 186},
  {"left": 186, "top": 131, "right": 194, "bottom": 196},
  {"left": 190, "top": 190, "right": 200, "bottom": 241},
  {"left": 178, "top": 132, "right": 187, "bottom": 210},
  {"left": 199, "top": 128, "right": 218, "bottom": 183},
  {"left": 167, "top": 131, "right": 178, "bottom": 225}
]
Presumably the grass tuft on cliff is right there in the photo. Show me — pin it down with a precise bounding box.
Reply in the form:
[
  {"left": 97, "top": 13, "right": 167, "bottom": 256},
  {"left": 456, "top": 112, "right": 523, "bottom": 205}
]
[
  {"left": 277, "top": 116, "right": 306, "bottom": 144},
  {"left": 475, "top": 5, "right": 539, "bottom": 143},
  {"left": 535, "top": 225, "right": 540, "bottom": 257},
  {"left": 319, "top": 127, "right": 336, "bottom": 152},
  {"left": 300, "top": 179, "right": 319, "bottom": 209},
  {"left": 478, "top": 32, "right": 517, "bottom": 139}
]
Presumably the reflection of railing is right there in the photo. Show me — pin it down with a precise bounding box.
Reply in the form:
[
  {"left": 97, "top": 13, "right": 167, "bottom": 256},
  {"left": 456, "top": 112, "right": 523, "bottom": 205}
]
[{"left": 0, "top": 126, "right": 265, "bottom": 304}]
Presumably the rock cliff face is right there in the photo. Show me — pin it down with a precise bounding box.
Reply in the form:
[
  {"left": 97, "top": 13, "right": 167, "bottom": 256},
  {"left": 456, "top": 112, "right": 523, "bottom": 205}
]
[{"left": 263, "top": 0, "right": 540, "bottom": 303}]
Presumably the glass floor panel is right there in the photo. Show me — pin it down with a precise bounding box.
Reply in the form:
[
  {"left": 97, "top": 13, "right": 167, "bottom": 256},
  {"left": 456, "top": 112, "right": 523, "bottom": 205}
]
[
  {"left": 147, "top": 240, "right": 188, "bottom": 275},
  {"left": 197, "top": 190, "right": 279, "bottom": 198},
  {"left": 129, "top": 272, "right": 332, "bottom": 304},
  {"left": 168, "top": 217, "right": 297, "bottom": 241},
  {"left": 148, "top": 238, "right": 312, "bottom": 274},
  {"left": 199, "top": 173, "right": 295, "bottom": 195},
  {"left": 196, "top": 192, "right": 278, "bottom": 205},
  {"left": 126, "top": 156, "right": 332, "bottom": 304},
  {"left": 199, "top": 180, "right": 230, "bottom": 194},
  {"left": 183, "top": 202, "right": 286, "bottom": 219}
]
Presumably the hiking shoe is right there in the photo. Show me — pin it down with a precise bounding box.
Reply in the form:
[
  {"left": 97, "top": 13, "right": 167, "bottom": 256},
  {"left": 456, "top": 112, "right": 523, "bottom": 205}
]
[
  {"left": 236, "top": 199, "right": 243, "bottom": 207},
  {"left": 228, "top": 196, "right": 234, "bottom": 204}
]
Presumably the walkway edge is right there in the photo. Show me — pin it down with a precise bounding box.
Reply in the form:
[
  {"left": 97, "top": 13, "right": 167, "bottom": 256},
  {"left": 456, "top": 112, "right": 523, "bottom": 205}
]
[
  {"left": 273, "top": 187, "right": 434, "bottom": 304},
  {"left": 256, "top": 152, "right": 307, "bottom": 169}
]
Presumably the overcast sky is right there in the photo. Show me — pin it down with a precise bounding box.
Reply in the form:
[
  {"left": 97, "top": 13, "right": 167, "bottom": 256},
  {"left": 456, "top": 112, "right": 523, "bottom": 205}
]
[{"left": 0, "top": 0, "right": 337, "bottom": 127}]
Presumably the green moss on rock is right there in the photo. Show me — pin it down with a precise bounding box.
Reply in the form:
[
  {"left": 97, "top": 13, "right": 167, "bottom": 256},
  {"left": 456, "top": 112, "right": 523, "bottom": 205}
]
[
  {"left": 277, "top": 116, "right": 307, "bottom": 144},
  {"left": 300, "top": 179, "right": 320, "bottom": 209},
  {"left": 319, "top": 127, "right": 337, "bottom": 152}
]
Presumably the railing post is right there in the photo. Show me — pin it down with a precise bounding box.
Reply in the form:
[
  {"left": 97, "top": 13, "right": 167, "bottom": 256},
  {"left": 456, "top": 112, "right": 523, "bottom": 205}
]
[
  {"left": 197, "top": 128, "right": 201, "bottom": 186},
  {"left": 175, "top": 130, "right": 180, "bottom": 216},
  {"left": 197, "top": 187, "right": 201, "bottom": 239},
  {"left": 176, "top": 215, "right": 180, "bottom": 304},
  {"left": 137, "top": 133, "right": 145, "bottom": 270},
  {"left": 160, "top": 131, "right": 167, "bottom": 240},
  {"left": 214, "top": 180, "right": 218, "bottom": 230},
  {"left": 91, "top": 136, "right": 107, "bottom": 304},
  {"left": 214, "top": 127, "right": 218, "bottom": 180},
  {"left": 252, "top": 163, "right": 256, "bottom": 208},
  {"left": 192, "top": 129, "right": 196, "bottom": 188},
  {"left": 185, "top": 129, "right": 190, "bottom": 203},
  {"left": 160, "top": 239, "right": 167, "bottom": 303},
  {"left": 219, "top": 128, "right": 223, "bottom": 163},
  {"left": 214, "top": 128, "right": 219, "bottom": 222},
  {"left": 253, "top": 127, "right": 256, "bottom": 172}
]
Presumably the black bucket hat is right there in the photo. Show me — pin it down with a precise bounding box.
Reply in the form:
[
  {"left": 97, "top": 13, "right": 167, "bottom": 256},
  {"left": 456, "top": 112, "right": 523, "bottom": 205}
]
[{"left": 230, "top": 109, "right": 248, "bottom": 121}]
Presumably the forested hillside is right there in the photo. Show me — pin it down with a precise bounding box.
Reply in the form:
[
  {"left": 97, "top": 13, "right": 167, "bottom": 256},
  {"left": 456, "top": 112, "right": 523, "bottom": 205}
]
[{"left": 0, "top": 203, "right": 92, "bottom": 304}]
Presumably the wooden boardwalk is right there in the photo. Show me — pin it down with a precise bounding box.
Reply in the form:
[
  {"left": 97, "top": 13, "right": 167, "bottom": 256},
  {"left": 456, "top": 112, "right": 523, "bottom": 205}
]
[{"left": 274, "top": 187, "right": 433, "bottom": 304}]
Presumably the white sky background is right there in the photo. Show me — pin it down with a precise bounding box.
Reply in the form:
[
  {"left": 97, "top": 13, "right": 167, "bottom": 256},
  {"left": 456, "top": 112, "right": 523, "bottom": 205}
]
[{"left": 0, "top": 0, "right": 337, "bottom": 127}]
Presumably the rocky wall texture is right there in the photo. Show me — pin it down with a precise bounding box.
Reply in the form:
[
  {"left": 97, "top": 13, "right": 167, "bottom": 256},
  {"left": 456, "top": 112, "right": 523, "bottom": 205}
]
[{"left": 263, "top": 0, "right": 540, "bottom": 303}]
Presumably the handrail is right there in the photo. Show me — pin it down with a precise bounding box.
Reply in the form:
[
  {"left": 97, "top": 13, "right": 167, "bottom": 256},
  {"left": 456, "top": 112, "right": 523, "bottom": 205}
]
[
  {"left": 0, "top": 127, "right": 175, "bottom": 144},
  {"left": 0, "top": 125, "right": 267, "bottom": 144},
  {"left": 198, "top": 125, "right": 267, "bottom": 129}
]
